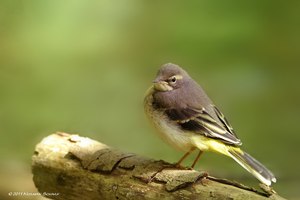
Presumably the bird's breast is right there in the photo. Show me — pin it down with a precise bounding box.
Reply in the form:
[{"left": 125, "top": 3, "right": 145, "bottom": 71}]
[{"left": 144, "top": 89, "right": 194, "bottom": 152}]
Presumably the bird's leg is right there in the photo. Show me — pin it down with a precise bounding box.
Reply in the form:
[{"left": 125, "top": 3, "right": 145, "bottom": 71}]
[
  {"left": 191, "top": 150, "right": 203, "bottom": 169},
  {"left": 175, "top": 147, "right": 195, "bottom": 168}
]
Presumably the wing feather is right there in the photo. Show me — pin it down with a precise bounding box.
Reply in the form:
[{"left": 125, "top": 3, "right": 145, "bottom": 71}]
[{"left": 164, "top": 105, "right": 242, "bottom": 146}]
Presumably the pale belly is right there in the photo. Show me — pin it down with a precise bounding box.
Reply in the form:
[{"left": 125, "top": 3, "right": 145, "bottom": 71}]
[{"left": 144, "top": 90, "right": 195, "bottom": 152}]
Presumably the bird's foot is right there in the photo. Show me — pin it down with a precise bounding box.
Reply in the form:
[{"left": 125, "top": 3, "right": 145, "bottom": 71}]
[{"left": 169, "top": 162, "right": 193, "bottom": 170}]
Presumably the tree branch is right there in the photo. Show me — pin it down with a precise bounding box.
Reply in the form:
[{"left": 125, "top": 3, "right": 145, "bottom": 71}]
[{"left": 32, "top": 132, "right": 285, "bottom": 200}]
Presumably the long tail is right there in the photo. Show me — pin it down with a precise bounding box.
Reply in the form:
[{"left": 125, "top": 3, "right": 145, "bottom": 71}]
[
  {"left": 192, "top": 137, "right": 276, "bottom": 185},
  {"left": 227, "top": 148, "right": 276, "bottom": 186}
]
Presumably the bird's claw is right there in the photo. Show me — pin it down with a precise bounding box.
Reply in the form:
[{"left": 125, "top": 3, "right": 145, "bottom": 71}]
[{"left": 169, "top": 162, "right": 193, "bottom": 170}]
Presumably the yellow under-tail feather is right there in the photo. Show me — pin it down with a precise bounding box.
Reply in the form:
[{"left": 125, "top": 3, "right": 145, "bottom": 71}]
[{"left": 191, "top": 136, "right": 276, "bottom": 186}]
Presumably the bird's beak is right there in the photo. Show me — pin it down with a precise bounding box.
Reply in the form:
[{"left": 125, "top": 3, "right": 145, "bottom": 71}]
[{"left": 152, "top": 80, "right": 173, "bottom": 92}]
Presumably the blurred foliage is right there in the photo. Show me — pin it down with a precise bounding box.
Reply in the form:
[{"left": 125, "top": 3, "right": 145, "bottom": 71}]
[{"left": 0, "top": 0, "right": 299, "bottom": 199}]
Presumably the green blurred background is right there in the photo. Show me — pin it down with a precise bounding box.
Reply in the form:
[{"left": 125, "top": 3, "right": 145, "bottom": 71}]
[{"left": 0, "top": 0, "right": 299, "bottom": 199}]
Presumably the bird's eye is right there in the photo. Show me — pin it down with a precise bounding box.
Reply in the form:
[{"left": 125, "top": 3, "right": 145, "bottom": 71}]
[{"left": 169, "top": 76, "right": 177, "bottom": 83}]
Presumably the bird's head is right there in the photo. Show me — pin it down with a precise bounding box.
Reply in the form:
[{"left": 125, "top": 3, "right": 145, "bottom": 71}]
[{"left": 152, "top": 63, "right": 190, "bottom": 92}]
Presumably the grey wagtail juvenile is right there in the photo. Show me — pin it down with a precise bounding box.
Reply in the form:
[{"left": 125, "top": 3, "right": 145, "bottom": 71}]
[{"left": 144, "top": 63, "right": 276, "bottom": 186}]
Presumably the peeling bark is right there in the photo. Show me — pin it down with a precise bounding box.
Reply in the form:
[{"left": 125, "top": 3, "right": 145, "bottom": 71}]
[{"left": 32, "top": 133, "right": 285, "bottom": 200}]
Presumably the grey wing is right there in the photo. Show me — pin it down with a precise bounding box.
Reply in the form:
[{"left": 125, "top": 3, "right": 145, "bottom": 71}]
[
  {"left": 165, "top": 105, "right": 242, "bottom": 146},
  {"left": 212, "top": 105, "right": 240, "bottom": 139}
]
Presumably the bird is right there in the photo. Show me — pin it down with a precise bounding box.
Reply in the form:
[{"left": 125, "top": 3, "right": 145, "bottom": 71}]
[{"left": 144, "top": 63, "right": 276, "bottom": 186}]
